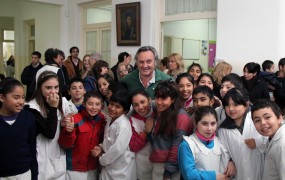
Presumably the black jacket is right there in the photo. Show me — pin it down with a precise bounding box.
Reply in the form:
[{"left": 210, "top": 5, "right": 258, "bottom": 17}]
[
  {"left": 274, "top": 71, "right": 285, "bottom": 111},
  {"left": 241, "top": 76, "right": 270, "bottom": 103},
  {"left": 21, "top": 63, "right": 43, "bottom": 99}
]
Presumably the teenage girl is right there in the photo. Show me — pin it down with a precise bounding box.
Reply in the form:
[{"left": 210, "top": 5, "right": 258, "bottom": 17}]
[
  {"left": 0, "top": 78, "right": 37, "bottom": 180},
  {"left": 26, "top": 71, "right": 76, "bottom": 180},
  {"left": 129, "top": 89, "right": 155, "bottom": 179},
  {"left": 218, "top": 88, "right": 267, "bottom": 180},
  {"left": 146, "top": 80, "right": 193, "bottom": 180},
  {"left": 58, "top": 90, "right": 107, "bottom": 180},
  {"left": 178, "top": 106, "right": 234, "bottom": 180},
  {"left": 187, "top": 62, "right": 202, "bottom": 83},
  {"left": 197, "top": 73, "right": 222, "bottom": 108},
  {"left": 176, "top": 73, "right": 195, "bottom": 115},
  {"left": 93, "top": 90, "right": 136, "bottom": 180}
]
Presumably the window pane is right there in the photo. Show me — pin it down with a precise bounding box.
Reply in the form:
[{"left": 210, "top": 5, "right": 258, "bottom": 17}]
[
  {"left": 31, "top": 25, "right": 35, "bottom": 37},
  {"left": 165, "top": 0, "right": 217, "bottom": 15},
  {"left": 3, "top": 42, "right": 14, "bottom": 61},
  {"left": 101, "top": 29, "right": 111, "bottom": 63},
  {"left": 4, "top": 30, "right": 14, "bottom": 41},
  {"left": 87, "top": 5, "right": 112, "bottom": 24},
  {"left": 86, "top": 31, "right": 97, "bottom": 54}
]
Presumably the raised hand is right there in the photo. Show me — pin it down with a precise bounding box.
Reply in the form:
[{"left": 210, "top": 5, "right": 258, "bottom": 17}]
[
  {"left": 46, "top": 93, "right": 59, "bottom": 108},
  {"left": 61, "top": 113, "right": 74, "bottom": 127},
  {"left": 65, "top": 117, "right": 74, "bottom": 133}
]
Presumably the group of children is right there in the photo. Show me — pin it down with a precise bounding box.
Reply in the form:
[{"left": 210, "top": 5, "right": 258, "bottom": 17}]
[{"left": 0, "top": 61, "right": 285, "bottom": 180}]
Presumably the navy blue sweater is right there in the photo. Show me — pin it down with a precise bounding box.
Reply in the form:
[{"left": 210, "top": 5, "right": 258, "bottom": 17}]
[{"left": 0, "top": 110, "right": 38, "bottom": 179}]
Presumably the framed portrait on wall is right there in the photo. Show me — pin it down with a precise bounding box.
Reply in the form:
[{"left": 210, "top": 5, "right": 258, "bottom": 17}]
[{"left": 116, "top": 2, "right": 141, "bottom": 46}]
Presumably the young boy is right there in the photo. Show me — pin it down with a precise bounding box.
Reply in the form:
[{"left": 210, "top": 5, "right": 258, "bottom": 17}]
[
  {"left": 260, "top": 60, "right": 282, "bottom": 100},
  {"left": 92, "top": 90, "right": 136, "bottom": 180},
  {"left": 58, "top": 91, "right": 107, "bottom": 180},
  {"left": 251, "top": 99, "right": 285, "bottom": 179},
  {"left": 192, "top": 85, "right": 215, "bottom": 108},
  {"left": 216, "top": 73, "right": 243, "bottom": 125},
  {"left": 68, "top": 77, "right": 86, "bottom": 111}
]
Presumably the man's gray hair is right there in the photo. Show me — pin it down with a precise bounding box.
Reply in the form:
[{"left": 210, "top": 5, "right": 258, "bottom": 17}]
[
  {"left": 134, "top": 46, "right": 159, "bottom": 65},
  {"left": 90, "top": 52, "right": 102, "bottom": 61}
]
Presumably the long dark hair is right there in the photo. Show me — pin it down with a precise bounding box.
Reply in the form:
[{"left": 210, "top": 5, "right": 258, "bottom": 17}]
[
  {"left": 155, "top": 79, "right": 183, "bottom": 135},
  {"left": 31, "top": 71, "right": 63, "bottom": 117}
]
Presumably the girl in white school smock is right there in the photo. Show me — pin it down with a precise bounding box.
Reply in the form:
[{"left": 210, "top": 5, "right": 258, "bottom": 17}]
[{"left": 218, "top": 88, "right": 267, "bottom": 180}]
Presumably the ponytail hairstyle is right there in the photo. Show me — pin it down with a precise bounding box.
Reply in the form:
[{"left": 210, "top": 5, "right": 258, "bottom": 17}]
[
  {"left": 0, "top": 77, "right": 23, "bottom": 108},
  {"left": 31, "top": 71, "right": 63, "bottom": 117},
  {"left": 155, "top": 79, "right": 183, "bottom": 135}
]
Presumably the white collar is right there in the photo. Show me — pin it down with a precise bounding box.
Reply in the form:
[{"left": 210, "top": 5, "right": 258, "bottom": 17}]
[{"left": 139, "top": 71, "right": 155, "bottom": 89}]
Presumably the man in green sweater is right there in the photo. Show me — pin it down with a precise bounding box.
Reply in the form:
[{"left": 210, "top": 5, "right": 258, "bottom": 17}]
[{"left": 122, "top": 46, "right": 171, "bottom": 99}]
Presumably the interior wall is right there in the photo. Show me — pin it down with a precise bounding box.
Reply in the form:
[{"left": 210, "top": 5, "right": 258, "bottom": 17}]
[
  {"left": 13, "top": 1, "right": 61, "bottom": 80},
  {"left": 216, "top": 0, "right": 285, "bottom": 75},
  {"left": 110, "top": 0, "right": 160, "bottom": 67}
]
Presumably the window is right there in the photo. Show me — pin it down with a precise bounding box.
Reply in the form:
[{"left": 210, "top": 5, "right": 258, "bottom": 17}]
[
  {"left": 2, "top": 30, "right": 14, "bottom": 62},
  {"left": 26, "top": 20, "right": 35, "bottom": 57},
  {"left": 82, "top": 2, "right": 111, "bottom": 63},
  {"left": 165, "top": 0, "right": 217, "bottom": 15},
  {"left": 160, "top": 0, "right": 217, "bottom": 73}
]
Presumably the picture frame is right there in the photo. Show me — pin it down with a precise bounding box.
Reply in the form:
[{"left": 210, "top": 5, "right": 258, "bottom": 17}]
[{"left": 116, "top": 2, "right": 141, "bottom": 46}]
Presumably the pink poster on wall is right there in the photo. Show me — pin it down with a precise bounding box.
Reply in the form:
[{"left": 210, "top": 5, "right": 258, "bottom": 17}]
[{"left": 208, "top": 41, "right": 216, "bottom": 67}]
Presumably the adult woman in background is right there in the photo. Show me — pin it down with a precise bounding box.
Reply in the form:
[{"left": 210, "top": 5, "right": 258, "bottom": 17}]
[
  {"left": 117, "top": 63, "right": 129, "bottom": 81},
  {"left": 167, "top": 53, "right": 185, "bottom": 79},
  {"left": 211, "top": 61, "right": 232, "bottom": 99},
  {"left": 81, "top": 54, "right": 91, "bottom": 79},
  {"left": 5, "top": 55, "right": 15, "bottom": 77},
  {"left": 241, "top": 62, "right": 270, "bottom": 103},
  {"left": 111, "top": 52, "right": 134, "bottom": 81}
]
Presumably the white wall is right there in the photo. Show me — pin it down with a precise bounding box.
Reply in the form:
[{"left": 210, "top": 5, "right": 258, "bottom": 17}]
[
  {"left": 110, "top": 0, "right": 160, "bottom": 66},
  {"left": 13, "top": 1, "right": 61, "bottom": 79},
  {"left": 216, "top": 0, "right": 285, "bottom": 75}
]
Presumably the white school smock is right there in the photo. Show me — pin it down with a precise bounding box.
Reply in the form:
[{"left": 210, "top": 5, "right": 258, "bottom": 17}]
[
  {"left": 262, "top": 124, "right": 285, "bottom": 180},
  {"left": 100, "top": 114, "right": 136, "bottom": 180},
  {"left": 28, "top": 98, "right": 76, "bottom": 180},
  {"left": 215, "top": 106, "right": 226, "bottom": 127},
  {"left": 218, "top": 112, "right": 267, "bottom": 180},
  {"left": 184, "top": 134, "right": 229, "bottom": 174},
  {"left": 130, "top": 115, "right": 153, "bottom": 180}
]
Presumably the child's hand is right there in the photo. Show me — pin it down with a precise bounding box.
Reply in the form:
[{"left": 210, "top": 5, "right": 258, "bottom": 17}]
[
  {"left": 61, "top": 113, "right": 74, "bottom": 127},
  {"left": 216, "top": 174, "right": 230, "bottom": 180},
  {"left": 46, "top": 93, "right": 59, "bottom": 108},
  {"left": 65, "top": 117, "right": 74, "bottom": 133},
  {"left": 214, "top": 96, "right": 222, "bottom": 107},
  {"left": 145, "top": 118, "right": 154, "bottom": 133},
  {"left": 91, "top": 146, "right": 102, "bottom": 157},
  {"left": 245, "top": 138, "right": 256, "bottom": 149},
  {"left": 185, "top": 106, "right": 195, "bottom": 115},
  {"left": 224, "top": 160, "right": 236, "bottom": 177}
]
